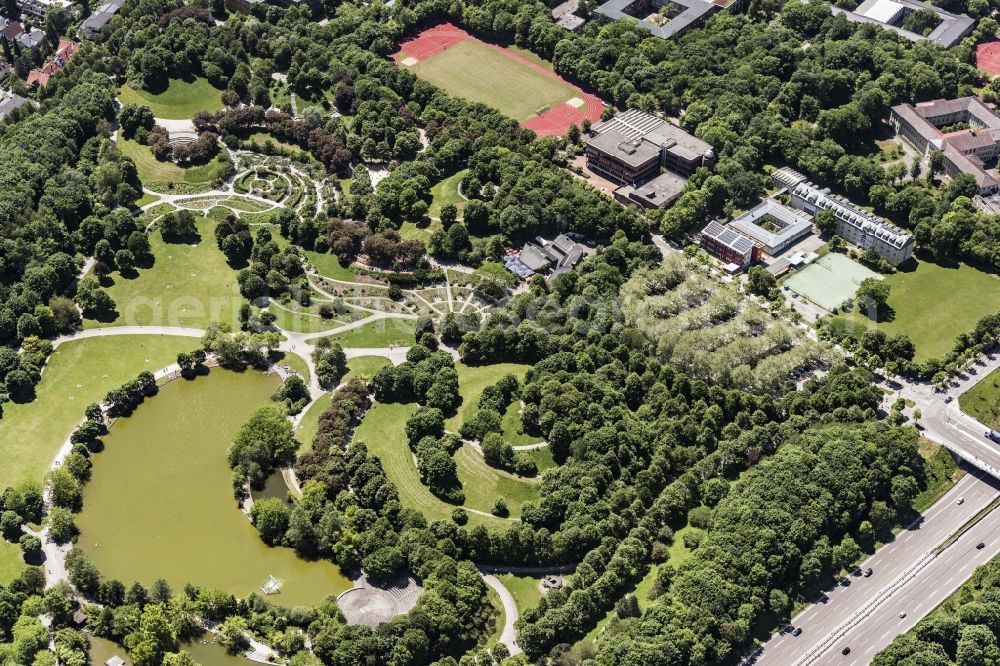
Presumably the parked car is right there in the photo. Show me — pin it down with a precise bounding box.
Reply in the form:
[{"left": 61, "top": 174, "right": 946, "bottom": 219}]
[{"left": 945, "top": 396, "right": 953, "bottom": 403}]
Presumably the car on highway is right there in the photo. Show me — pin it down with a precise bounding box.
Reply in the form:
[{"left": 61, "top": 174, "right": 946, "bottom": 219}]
[
  {"left": 978, "top": 542, "right": 986, "bottom": 549},
  {"left": 864, "top": 567, "right": 873, "bottom": 577},
  {"left": 792, "top": 627, "right": 802, "bottom": 637},
  {"left": 842, "top": 647, "right": 851, "bottom": 655},
  {"left": 899, "top": 612, "right": 906, "bottom": 618},
  {"left": 959, "top": 497, "right": 965, "bottom": 504}
]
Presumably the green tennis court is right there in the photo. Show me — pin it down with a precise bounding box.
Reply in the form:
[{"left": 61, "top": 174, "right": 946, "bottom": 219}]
[{"left": 785, "top": 253, "right": 882, "bottom": 311}]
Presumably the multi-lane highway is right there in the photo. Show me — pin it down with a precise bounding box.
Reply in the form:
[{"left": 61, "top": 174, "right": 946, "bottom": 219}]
[
  {"left": 756, "top": 353, "right": 1000, "bottom": 665},
  {"left": 755, "top": 471, "right": 1000, "bottom": 665}
]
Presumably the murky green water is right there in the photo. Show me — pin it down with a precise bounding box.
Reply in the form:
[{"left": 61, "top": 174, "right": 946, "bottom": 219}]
[
  {"left": 77, "top": 369, "right": 351, "bottom": 607},
  {"left": 89, "top": 632, "right": 251, "bottom": 666}
]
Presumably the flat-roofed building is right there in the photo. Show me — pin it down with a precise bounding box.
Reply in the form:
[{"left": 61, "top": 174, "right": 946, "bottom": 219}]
[
  {"left": 613, "top": 171, "right": 687, "bottom": 210},
  {"left": 728, "top": 199, "right": 814, "bottom": 256},
  {"left": 594, "top": 0, "right": 743, "bottom": 40},
  {"left": 699, "top": 221, "right": 760, "bottom": 270},
  {"left": 586, "top": 108, "right": 714, "bottom": 192},
  {"left": 831, "top": 0, "right": 974, "bottom": 47},
  {"left": 772, "top": 167, "right": 914, "bottom": 265}
]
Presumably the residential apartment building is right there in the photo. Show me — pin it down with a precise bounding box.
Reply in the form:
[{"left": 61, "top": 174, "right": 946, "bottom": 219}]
[{"left": 772, "top": 167, "right": 914, "bottom": 265}]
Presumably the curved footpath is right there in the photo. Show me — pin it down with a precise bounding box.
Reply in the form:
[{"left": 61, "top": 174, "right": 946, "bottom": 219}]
[{"left": 480, "top": 573, "right": 521, "bottom": 656}]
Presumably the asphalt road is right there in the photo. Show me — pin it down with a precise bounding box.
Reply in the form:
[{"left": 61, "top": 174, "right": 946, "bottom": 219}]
[
  {"left": 755, "top": 470, "right": 1000, "bottom": 666},
  {"left": 830, "top": 499, "right": 1000, "bottom": 666}
]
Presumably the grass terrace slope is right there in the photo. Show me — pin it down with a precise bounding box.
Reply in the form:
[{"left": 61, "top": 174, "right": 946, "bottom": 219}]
[
  {"left": 118, "top": 77, "right": 224, "bottom": 119},
  {"left": 396, "top": 23, "right": 603, "bottom": 136}
]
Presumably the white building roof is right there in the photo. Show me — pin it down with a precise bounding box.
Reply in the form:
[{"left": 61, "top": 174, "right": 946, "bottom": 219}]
[{"left": 862, "top": 0, "right": 904, "bottom": 23}]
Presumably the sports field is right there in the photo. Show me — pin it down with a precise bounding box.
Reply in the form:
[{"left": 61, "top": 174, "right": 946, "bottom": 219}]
[
  {"left": 396, "top": 23, "right": 603, "bottom": 137},
  {"left": 833, "top": 260, "right": 1000, "bottom": 362},
  {"left": 785, "top": 253, "right": 881, "bottom": 311}
]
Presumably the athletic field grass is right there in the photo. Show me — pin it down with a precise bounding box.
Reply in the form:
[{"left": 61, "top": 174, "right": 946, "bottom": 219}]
[
  {"left": 319, "top": 318, "right": 415, "bottom": 348},
  {"left": 84, "top": 216, "right": 243, "bottom": 330},
  {"left": 352, "top": 402, "right": 508, "bottom": 528},
  {"left": 118, "top": 78, "right": 224, "bottom": 119},
  {"left": 405, "top": 39, "right": 575, "bottom": 121},
  {"left": 445, "top": 362, "right": 533, "bottom": 432},
  {"left": 833, "top": 260, "right": 1000, "bottom": 362},
  {"left": 0, "top": 335, "right": 198, "bottom": 489},
  {"left": 497, "top": 573, "right": 544, "bottom": 615},
  {"left": 119, "top": 138, "right": 229, "bottom": 191}
]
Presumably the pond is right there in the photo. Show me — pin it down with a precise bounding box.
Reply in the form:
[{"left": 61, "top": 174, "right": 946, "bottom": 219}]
[
  {"left": 77, "top": 369, "right": 352, "bottom": 607},
  {"left": 89, "top": 633, "right": 252, "bottom": 666}
]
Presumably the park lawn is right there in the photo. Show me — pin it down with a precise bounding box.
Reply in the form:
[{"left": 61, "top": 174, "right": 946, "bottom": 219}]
[
  {"left": 913, "top": 438, "right": 963, "bottom": 513},
  {"left": 497, "top": 573, "right": 544, "bottom": 616},
  {"left": 668, "top": 525, "right": 697, "bottom": 568},
  {"left": 118, "top": 77, "right": 224, "bottom": 119},
  {"left": 267, "top": 299, "right": 354, "bottom": 334},
  {"left": 405, "top": 39, "right": 574, "bottom": 121},
  {"left": 0, "top": 335, "right": 198, "bottom": 489},
  {"left": 429, "top": 169, "right": 468, "bottom": 218},
  {"left": 523, "top": 445, "right": 556, "bottom": 472},
  {"left": 352, "top": 402, "right": 508, "bottom": 528},
  {"left": 454, "top": 444, "right": 539, "bottom": 517},
  {"left": 960, "top": 366, "right": 1000, "bottom": 430},
  {"left": 836, "top": 260, "right": 1000, "bottom": 362},
  {"left": 304, "top": 251, "right": 357, "bottom": 281},
  {"left": 136, "top": 192, "right": 160, "bottom": 207},
  {"left": 247, "top": 132, "right": 303, "bottom": 154},
  {"left": 295, "top": 356, "right": 393, "bottom": 448},
  {"left": 486, "top": 586, "right": 504, "bottom": 646},
  {"left": 119, "top": 138, "right": 228, "bottom": 190},
  {"left": 295, "top": 391, "right": 332, "bottom": 453},
  {"left": 0, "top": 541, "right": 24, "bottom": 587},
  {"left": 84, "top": 216, "right": 243, "bottom": 330},
  {"left": 399, "top": 220, "right": 441, "bottom": 247},
  {"left": 501, "top": 400, "right": 544, "bottom": 446},
  {"left": 445, "top": 362, "right": 533, "bottom": 432},
  {"left": 272, "top": 350, "right": 310, "bottom": 385},
  {"left": 344, "top": 355, "right": 391, "bottom": 382},
  {"left": 320, "top": 318, "right": 415, "bottom": 348}
]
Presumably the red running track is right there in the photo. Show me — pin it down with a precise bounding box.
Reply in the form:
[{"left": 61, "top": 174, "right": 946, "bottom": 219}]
[
  {"left": 977, "top": 41, "right": 1000, "bottom": 76},
  {"left": 394, "top": 23, "right": 471, "bottom": 62},
  {"left": 394, "top": 22, "right": 606, "bottom": 137}
]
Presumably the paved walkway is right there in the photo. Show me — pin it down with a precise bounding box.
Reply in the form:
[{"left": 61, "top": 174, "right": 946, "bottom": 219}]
[{"left": 481, "top": 573, "right": 521, "bottom": 655}]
